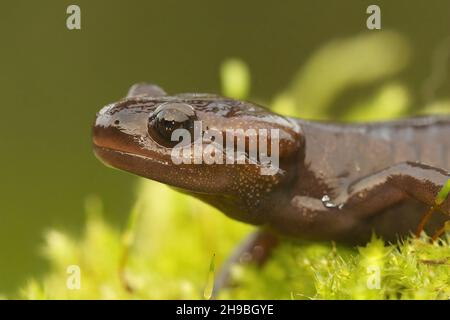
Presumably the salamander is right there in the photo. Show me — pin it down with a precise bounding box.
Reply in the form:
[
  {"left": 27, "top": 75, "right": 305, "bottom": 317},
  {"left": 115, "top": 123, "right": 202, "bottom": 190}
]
[{"left": 93, "top": 83, "right": 450, "bottom": 284}]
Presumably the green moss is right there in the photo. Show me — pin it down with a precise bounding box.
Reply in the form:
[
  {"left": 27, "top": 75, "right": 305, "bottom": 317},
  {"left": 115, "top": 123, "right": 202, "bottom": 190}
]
[{"left": 20, "top": 182, "right": 450, "bottom": 299}]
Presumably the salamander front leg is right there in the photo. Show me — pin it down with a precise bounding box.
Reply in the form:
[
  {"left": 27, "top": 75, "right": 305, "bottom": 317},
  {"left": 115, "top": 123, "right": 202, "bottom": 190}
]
[
  {"left": 212, "top": 229, "right": 279, "bottom": 298},
  {"left": 344, "top": 161, "right": 450, "bottom": 239}
]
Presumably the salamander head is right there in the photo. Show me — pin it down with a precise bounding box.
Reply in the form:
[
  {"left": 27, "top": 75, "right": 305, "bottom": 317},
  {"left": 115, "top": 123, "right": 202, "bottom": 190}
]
[{"left": 93, "top": 84, "right": 303, "bottom": 224}]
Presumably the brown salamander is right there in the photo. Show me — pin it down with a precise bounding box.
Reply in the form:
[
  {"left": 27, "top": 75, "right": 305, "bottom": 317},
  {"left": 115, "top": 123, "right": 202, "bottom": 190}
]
[{"left": 93, "top": 84, "right": 450, "bottom": 285}]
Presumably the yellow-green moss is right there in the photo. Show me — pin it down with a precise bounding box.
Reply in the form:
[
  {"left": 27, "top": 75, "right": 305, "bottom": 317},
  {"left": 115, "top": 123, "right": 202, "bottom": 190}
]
[{"left": 20, "top": 182, "right": 450, "bottom": 299}]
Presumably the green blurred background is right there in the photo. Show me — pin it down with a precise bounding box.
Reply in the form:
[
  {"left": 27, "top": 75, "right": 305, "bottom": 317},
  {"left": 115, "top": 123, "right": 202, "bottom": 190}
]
[{"left": 0, "top": 0, "right": 449, "bottom": 294}]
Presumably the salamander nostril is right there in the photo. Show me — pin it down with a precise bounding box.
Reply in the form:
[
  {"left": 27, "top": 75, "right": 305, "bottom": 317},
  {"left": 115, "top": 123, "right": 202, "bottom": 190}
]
[{"left": 114, "top": 120, "right": 120, "bottom": 125}]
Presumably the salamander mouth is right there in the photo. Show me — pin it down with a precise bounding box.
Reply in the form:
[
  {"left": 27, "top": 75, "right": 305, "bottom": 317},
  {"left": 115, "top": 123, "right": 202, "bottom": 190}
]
[
  {"left": 93, "top": 144, "right": 139, "bottom": 169},
  {"left": 92, "top": 143, "right": 231, "bottom": 195},
  {"left": 92, "top": 114, "right": 176, "bottom": 168},
  {"left": 93, "top": 144, "right": 170, "bottom": 168},
  {"left": 92, "top": 143, "right": 179, "bottom": 185}
]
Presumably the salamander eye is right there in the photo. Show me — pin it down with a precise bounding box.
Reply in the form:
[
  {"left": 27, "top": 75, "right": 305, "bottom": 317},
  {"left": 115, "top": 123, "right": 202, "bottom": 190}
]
[{"left": 148, "top": 102, "right": 197, "bottom": 147}]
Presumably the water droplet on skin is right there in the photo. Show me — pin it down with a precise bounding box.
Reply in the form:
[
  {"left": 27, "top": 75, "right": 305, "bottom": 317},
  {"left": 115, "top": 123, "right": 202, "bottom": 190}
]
[{"left": 321, "top": 195, "right": 343, "bottom": 210}]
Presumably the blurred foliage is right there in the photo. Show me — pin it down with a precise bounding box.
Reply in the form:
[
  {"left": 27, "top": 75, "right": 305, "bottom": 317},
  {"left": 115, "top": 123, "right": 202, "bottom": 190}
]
[
  {"left": 21, "top": 182, "right": 252, "bottom": 299},
  {"left": 19, "top": 31, "right": 450, "bottom": 299},
  {"left": 272, "top": 31, "right": 412, "bottom": 119},
  {"left": 271, "top": 31, "right": 450, "bottom": 119},
  {"left": 220, "top": 58, "right": 251, "bottom": 100}
]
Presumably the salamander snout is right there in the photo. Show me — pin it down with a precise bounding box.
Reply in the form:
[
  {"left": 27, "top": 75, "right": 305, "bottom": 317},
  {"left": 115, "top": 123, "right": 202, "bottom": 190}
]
[{"left": 92, "top": 100, "right": 153, "bottom": 158}]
